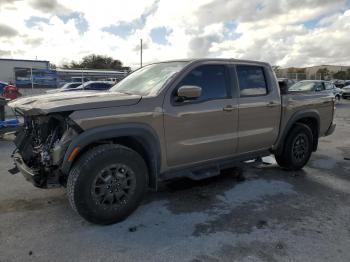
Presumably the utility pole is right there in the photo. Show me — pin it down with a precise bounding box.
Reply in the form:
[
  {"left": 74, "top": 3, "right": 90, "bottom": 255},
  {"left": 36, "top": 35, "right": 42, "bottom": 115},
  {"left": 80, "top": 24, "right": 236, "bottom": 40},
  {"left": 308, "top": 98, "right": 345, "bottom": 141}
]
[
  {"left": 30, "top": 67, "right": 34, "bottom": 90},
  {"left": 140, "top": 38, "right": 143, "bottom": 68}
]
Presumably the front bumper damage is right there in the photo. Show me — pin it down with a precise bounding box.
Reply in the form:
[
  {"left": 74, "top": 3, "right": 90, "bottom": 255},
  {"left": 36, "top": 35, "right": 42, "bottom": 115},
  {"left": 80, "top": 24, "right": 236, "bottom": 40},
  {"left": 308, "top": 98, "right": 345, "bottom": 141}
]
[
  {"left": 9, "top": 113, "right": 80, "bottom": 188},
  {"left": 12, "top": 151, "right": 66, "bottom": 188},
  {"left": 13, "top": 153, "right": 42, "bottom": 187}
]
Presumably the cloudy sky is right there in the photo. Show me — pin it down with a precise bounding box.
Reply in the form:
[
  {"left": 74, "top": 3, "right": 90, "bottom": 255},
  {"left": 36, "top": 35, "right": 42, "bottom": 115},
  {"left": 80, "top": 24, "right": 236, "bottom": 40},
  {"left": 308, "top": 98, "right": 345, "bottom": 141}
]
[{"left": 0, "top": 0, "right": 350, "bottom": 68}]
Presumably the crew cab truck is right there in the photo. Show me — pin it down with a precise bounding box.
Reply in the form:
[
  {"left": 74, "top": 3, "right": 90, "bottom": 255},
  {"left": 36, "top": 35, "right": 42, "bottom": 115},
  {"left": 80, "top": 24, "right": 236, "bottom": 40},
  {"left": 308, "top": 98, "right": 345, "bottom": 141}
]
[{"left": 8, "top": 59, "right": 336, "bottom": 225}]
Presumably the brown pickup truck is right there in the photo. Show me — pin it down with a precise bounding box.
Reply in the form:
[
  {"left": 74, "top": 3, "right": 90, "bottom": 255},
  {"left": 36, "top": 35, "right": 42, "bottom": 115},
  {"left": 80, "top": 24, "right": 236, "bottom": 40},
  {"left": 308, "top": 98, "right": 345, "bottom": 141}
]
[{"left": 8, "top": 59, "right": 336, "bottom": 225}]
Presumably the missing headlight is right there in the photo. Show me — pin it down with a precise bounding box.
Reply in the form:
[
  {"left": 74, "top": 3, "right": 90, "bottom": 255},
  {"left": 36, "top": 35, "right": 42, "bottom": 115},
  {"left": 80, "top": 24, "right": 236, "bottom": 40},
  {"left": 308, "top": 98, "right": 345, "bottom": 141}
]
[{"left": 51, "top": 127, "right": 79, "bottom": 165}]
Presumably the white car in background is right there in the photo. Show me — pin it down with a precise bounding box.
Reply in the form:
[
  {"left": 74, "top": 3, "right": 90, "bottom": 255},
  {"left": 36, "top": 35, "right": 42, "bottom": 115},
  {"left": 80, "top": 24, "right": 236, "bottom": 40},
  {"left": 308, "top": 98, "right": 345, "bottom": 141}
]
[
  {"left": 47, "top": 81, "right": 115, "bottom": 94},
  {"left": 289, "top": 80, "right": 342, "bottom": 101},
  {"left": 328, "top": 83, "right": 342, "bottom": 102},
  {"left": 342, "top": 85, "right": 350, "bottom": 99},
  {"left": 46, "top": 82, "right": 82, "bottom": 93}
]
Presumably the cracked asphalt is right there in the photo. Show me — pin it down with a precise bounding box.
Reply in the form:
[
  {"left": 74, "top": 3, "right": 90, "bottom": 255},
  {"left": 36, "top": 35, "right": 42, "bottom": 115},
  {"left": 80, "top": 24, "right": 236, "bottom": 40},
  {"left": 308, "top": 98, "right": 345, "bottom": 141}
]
[{"left": 1, "top": 101, "right": 350, "bottom": 262}]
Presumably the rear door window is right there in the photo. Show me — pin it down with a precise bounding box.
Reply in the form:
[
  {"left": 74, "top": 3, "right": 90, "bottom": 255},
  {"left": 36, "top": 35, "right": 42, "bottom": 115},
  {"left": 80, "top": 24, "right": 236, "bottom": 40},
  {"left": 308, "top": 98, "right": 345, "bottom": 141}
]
[{"left": 236, "top": 65, "right": 268, "bottom": 96}]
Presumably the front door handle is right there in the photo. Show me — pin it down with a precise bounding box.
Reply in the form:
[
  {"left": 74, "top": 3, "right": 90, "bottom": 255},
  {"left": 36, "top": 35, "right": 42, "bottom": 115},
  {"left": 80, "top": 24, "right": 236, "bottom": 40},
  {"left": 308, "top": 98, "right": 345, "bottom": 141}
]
[
  {"left": 267, "top": 101, "right": 278, "bottom": 107},
  {"left": 223, "top": 105, "right": 234, "bottom": 112}
]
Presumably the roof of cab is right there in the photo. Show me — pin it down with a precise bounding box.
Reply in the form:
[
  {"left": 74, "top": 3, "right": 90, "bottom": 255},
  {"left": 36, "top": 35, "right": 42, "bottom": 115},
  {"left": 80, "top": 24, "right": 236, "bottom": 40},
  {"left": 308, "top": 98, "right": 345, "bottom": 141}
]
[{"left": 150, "top": 58, "right": 271, "bottom": 67}]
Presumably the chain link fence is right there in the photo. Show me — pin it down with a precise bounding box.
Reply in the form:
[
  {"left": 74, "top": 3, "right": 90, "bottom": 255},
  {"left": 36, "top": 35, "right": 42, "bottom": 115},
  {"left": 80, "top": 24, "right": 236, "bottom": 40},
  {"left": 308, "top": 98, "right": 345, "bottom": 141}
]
[{"left": 13, "top": 66, "right": 129, "bottom": 96}]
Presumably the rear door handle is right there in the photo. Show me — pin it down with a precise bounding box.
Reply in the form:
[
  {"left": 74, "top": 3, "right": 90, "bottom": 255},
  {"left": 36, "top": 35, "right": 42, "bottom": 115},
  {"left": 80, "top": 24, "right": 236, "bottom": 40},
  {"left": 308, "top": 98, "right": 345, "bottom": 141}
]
[{"left": 223, "top": 105, "right": 234, "bottom": 112}]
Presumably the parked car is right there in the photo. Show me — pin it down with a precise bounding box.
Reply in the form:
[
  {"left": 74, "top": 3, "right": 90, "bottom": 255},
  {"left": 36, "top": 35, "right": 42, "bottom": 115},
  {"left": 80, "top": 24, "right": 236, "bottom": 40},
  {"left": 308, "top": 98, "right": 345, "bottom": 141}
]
[
  {"left": 0, "top": 97, "right": 20, "bottom": 136},
  {"left": 9, "top": 59, "right": 335, "bottom": 225},
  {"left": 334, "top": 80, "right": 350, "bottom": 88},
  {"left": 106, "top": 78, "right": 118, "bottom": 83},
  {"left": 342, "top": 85, "right": 350, "bottom": 99},
  {"left": 1, "top": 84, "right": 21, "bottom": 100},
  {"left": 48, "top": 81, "right": 115, "bottom": 93},
  {"left": 0, "top": 81, "right": 8, "bottom": 94},
  {"left": 334, "top": 80, "right": 344, "bottom": 88},
  {"left": 289, "top": 80, "right": 341, "bottom": 100},
  {"left": 75, "top": 81, "right": 115, "bottom": 91},
  {"left": 46, "top": 82, "right": 82, "bottom": 93},
  {"left": 71, "top": 77, "right": 89, "bottom": 83},
  {"left": 277, "top": 78, "right": 296, "bottom": 94},
  {"left": 327, "top": 83, "right": 343, "bottom": 102},
  {"left": 344, "top": 80, "right": 350, "bottom": 88}
]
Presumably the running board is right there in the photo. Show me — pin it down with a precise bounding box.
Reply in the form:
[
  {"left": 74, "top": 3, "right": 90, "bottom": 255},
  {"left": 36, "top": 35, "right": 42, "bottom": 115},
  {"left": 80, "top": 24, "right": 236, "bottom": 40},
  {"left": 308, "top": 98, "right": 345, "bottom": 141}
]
[{"left": 186, "top": 166, "right": 221, "bottom": 180}]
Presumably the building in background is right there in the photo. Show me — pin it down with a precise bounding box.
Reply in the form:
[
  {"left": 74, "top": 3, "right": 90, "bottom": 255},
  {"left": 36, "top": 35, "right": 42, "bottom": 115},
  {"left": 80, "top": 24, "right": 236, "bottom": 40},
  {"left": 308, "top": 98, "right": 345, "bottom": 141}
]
[
  {"left": 0, "top": 58, "right": 49, "bottom": 83},
  {"left": 0, "top": 58, "right": 128, "bottom": 89},
  {"left": 15, "top": 68, "right": 57, "bottom": 88},
  {"left": 304, "top": 65, "right": 350, "bottom": 80},
  {"left": 276, "top": 65, "right": 350, "bottom": 80}
]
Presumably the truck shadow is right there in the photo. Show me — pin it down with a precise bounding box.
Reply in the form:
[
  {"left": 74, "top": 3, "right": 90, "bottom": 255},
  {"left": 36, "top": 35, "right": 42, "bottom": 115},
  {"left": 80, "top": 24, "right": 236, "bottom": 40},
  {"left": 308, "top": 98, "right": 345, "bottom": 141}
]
[{"left": 0, "top": 192, "right": 67, "bottom": 214}]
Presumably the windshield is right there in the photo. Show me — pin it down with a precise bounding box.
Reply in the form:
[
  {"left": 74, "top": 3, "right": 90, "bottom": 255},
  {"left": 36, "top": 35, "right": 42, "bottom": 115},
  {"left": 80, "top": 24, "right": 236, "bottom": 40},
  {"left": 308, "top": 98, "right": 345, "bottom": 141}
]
[
  {"left": 289, "top": 81, "right": 316, "bottom": 92},
  {"left": 110, "top": 62, "right": 188, "bottom": 96}
]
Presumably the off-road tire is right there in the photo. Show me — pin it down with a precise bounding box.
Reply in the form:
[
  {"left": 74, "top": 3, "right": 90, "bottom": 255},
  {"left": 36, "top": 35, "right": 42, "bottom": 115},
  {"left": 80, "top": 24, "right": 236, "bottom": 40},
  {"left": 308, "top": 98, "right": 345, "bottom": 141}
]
[
  {"left": 67, "top": 144, "right": 148, "bottom": 225},
  {"left": 275, "top": 123, "right": 313, "bottom": 171}
]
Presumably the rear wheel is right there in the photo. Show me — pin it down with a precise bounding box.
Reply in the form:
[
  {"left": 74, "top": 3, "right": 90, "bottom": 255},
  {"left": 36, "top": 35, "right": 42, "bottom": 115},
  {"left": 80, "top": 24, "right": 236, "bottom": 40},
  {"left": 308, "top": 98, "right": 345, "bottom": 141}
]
[
  {"left": 67, "top": 144, "right": 148, "bottom": 225},
  {"left": 275, "top": 123, "right": 313, "bottom": 170}
]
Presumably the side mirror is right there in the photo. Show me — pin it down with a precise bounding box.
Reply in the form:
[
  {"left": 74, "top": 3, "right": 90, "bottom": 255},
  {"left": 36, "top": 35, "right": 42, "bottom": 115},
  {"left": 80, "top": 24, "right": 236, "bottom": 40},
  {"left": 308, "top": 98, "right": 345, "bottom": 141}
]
[
  {"left": 177, "top": 85, "right": 202, "bottom": 100},
  {"left": 315, "top": 87, "right": 322, "bottom": 92}
]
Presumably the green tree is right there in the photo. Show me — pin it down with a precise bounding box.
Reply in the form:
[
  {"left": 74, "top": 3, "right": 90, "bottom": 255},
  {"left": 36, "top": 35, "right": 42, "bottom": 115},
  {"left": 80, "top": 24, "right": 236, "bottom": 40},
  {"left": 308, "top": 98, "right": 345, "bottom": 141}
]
[
  {"left": 62, "top": 54, "right": 131, "bottom": 72},
  {"left": 316, "top": 68, "right": 330, "bottom": 80},
  {"left": 49, "top": 63, "right": 57, "bottom": 69},
  {"left": 333, "top": 71, "right": 347, "bottom": 80},
  {"left": 287, "top": 67, "right": 306, "bottom": 74},
  {"left": 272, "top": 66, "right": 282, "bottom": 77}
]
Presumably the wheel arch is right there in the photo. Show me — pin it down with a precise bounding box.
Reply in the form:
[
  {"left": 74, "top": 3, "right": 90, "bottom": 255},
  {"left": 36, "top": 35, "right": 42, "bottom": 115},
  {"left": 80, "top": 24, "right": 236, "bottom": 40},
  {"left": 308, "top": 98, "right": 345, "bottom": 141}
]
[
  {"left": 61, "top": 123, "right": 161, "bottom": 190},
  {"left": 274, "top": 110, "right": 320, "bottom": 154}
]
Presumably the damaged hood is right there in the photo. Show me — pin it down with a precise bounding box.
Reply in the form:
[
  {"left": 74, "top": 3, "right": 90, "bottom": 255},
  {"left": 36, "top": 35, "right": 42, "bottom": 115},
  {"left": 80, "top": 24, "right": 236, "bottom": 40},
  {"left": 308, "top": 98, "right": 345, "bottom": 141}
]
[{"left": 8, "top": 91, "right": 142, "bottom": 115}]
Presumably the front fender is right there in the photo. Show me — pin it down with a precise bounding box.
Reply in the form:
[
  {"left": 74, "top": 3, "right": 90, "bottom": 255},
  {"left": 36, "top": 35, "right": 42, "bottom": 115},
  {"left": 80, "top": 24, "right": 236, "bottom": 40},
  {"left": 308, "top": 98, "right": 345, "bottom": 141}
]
[{"left": 61, "top": 123, "right": 161, "bottom": 189}]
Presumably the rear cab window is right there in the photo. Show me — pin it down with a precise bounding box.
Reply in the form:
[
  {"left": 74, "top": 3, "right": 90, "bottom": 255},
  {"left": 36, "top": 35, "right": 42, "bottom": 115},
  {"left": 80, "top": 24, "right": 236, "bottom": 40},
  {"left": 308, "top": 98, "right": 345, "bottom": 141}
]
[{"left": 236, "top": 65, "right": 268, "bottom": 97}]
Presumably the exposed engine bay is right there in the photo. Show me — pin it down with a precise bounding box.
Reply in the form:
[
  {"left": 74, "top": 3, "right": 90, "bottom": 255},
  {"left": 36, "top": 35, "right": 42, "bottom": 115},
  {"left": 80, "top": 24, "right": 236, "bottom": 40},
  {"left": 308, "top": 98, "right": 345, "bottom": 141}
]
[{"left": 13, "top": 113, "right": 80, "bottom": 188}]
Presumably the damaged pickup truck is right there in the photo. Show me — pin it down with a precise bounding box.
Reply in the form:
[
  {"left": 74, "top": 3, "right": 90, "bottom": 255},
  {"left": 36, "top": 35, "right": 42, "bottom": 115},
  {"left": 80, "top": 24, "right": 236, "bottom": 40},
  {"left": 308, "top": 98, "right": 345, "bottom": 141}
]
[{"left": 8, "top": 59, "right": 336, "bottom": 225}]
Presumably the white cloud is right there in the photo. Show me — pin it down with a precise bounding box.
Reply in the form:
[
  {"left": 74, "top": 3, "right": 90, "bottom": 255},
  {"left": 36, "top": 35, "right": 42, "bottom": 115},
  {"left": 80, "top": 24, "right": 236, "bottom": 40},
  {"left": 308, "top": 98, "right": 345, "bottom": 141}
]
[{"left": 0, "top": 0, "right": 349, "bottom": 68}]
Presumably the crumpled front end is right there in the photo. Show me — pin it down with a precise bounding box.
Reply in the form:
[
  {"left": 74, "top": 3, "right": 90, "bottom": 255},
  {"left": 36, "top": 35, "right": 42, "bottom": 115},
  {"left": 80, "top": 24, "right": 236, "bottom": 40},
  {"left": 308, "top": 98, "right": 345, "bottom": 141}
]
[{"left": 12, "top": 113, "right": 80, "bottom": 188}]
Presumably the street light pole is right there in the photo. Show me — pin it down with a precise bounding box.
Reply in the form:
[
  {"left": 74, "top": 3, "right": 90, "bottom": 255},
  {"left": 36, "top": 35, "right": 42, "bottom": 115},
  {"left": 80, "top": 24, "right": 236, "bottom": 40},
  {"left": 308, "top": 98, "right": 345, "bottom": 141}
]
[
  {"left": 30, "top": 67, "right": 34, "bottom": 90},
  {"left": 140, "top": 38, "right": 143, "bottom": 68}
]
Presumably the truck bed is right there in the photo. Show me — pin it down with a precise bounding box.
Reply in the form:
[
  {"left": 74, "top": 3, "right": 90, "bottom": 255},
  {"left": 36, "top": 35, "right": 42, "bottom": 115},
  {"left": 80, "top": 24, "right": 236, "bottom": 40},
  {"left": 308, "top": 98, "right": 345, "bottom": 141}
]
[{"left": 280, "top": 92, "right": 335, "bottom": 138}]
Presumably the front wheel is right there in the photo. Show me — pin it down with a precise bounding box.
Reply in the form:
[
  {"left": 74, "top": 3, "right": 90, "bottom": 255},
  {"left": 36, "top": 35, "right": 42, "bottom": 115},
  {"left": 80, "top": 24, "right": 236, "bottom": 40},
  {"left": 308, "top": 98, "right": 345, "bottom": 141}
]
[
  {"left": 67, "top": 144, "right": 148, "bottom": 225},
  {"left": 275, "top": 123, "right": 313, "bottom": 170}
]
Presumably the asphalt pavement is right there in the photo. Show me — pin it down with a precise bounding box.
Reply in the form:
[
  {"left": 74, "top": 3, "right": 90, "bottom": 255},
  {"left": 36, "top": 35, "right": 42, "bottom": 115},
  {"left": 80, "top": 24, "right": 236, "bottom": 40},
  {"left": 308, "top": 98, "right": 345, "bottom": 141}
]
[{"left": 0, "top": 101, "right": 350, "bottom": 262}]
